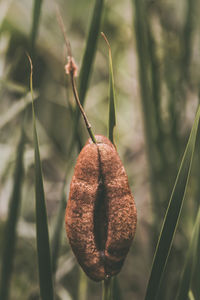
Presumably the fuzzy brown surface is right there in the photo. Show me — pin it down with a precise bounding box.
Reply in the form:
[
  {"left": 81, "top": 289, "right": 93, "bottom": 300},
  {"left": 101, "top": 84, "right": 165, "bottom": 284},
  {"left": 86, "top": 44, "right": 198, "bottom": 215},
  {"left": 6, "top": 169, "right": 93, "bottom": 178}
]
[{"left": 65, "top": 135, "right": 137, "bottom": 281}]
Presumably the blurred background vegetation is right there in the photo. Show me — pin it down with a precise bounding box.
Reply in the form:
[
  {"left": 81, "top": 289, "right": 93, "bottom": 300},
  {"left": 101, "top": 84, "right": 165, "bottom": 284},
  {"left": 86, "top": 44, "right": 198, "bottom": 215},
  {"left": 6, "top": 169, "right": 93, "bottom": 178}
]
[{"left": 0, "top": 0, "right": 200, "bottom": 299}]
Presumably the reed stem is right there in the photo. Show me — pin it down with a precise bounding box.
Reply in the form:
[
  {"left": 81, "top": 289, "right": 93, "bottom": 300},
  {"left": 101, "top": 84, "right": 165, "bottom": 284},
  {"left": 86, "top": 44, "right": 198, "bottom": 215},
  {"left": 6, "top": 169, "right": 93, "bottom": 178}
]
[{"left": 102, "top": 278, "right": 113, "bottom": 300}]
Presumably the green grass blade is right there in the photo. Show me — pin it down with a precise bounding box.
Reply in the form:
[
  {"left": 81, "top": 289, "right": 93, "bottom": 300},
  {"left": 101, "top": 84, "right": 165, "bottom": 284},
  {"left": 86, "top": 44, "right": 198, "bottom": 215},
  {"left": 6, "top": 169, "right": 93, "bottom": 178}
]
[
  {"left": 103, "top": 278, "right": 113, "bottom": 300},
  {"left": 68, "top": 0, "right": 104, "bottom": 155},
  {"left": 0, "top": 130, "right": 25, "bottom": 300},
  {"left": 108, "top": 52, "right": 116, "bottom": 144},
  {"left": 0, "top": 91, "right": 38, "bottom": 130},
  {"left": 78, "top": 269, "right": 88, "bottom": 300},
  {"left": 144, "top": 105, "right": 200, "bottom": 300},
  {"left": 112, "top": 277, "right": 122, "bottom": 300},
  {"left": 0, "top": 78, "right": 27, "bottom": 94},
  {"left": 191, "top": 123, "right": 200, "bottom": 300},
  {"left": 30, "top": 0, "right": 43, "bottom": 52},
  {"left": 28, "top": 56, "right": 54, "bottom": 300},
  {"left": 191, "top": 208, "right": 200, "bottom": 298},
  {"left": 189, "top": 290, "right": 196, "bottom": 300},
  {"left": 51, "top": 191, "right": 66, "bottom": 274},
  {"left": 132, "top": 0, "right": 161, "bottom": 232},
  {"left": 34, "top": 123, "right": 54, "bottom": 300},
  {"left": 78, "top": 0, "right": 104, "bottom": 106},
  {"left": 51, "top": 157, "right": 75, "bottom": 274},
  {"left": 176, "top": 206, "right": 200, "bottom": 300},
  {"left": 101, "top": 33, "right": 116, "bottom": 144}
]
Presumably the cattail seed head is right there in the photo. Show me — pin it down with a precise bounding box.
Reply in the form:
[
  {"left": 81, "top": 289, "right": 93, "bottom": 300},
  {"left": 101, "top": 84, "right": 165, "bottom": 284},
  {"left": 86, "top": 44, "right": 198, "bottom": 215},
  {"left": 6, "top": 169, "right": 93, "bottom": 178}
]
[{"left": 65, "top": 135, "right": 137, "bottom": 281}]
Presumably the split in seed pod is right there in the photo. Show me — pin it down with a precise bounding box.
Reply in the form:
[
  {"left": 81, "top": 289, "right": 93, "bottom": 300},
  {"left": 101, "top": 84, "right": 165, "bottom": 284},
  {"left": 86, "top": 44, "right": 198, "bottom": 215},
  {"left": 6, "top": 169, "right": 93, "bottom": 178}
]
[{"left": 65, "top": 135, "right": 137, "bottom": 281}]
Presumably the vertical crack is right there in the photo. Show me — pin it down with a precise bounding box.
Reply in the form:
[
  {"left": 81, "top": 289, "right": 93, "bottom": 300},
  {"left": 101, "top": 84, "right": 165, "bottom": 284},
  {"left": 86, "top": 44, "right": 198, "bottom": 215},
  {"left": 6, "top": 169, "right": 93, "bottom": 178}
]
[{"left": 93, "top": 147, "right": 108, "bottom": 254}]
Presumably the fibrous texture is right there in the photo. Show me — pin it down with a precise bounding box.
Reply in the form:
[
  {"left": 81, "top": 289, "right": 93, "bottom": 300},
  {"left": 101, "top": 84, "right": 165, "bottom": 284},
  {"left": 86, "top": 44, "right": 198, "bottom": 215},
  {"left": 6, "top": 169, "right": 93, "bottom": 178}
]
[{"left": 65, "top": 135, "right": 137, "bottom": 281}]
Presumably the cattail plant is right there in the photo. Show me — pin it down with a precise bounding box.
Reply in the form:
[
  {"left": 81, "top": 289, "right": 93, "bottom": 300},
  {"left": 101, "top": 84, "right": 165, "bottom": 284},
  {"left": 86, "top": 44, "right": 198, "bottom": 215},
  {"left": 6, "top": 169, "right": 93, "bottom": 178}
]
[
  {"left": 61, "top": 28, "right": 137, "bottom": 295},
  {"left": 66, "top": 134, "right": 137, "bottom": 281}
]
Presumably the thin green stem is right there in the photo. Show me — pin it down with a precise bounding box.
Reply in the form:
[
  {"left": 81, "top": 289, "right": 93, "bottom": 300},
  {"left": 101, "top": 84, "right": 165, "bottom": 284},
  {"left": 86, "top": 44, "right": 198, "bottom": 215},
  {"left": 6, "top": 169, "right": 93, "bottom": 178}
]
[
  {"left": 78, "top": 269, "right": 88, "bottom": 300},
  {"left": 102, "top": 278, "right": 113, "bottom": 300}
]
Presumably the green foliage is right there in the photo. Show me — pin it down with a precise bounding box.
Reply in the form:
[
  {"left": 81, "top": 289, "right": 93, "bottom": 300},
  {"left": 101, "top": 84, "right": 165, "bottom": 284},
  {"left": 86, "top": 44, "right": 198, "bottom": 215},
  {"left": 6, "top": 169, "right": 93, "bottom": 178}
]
[
  {"left": 103, "top": 278, "right": 113, "bottom": 300},
  {"left": 0, "top": 92, "right": 37, "bottom": 130},
  {"left": 30, "top": 59, "right": 54, "bottom": 300},
  {"left": 145, "top": 106, "right": 200, "bottom": 300},
  {"left": 70, "top": 0, "right": 105, "bottom": 154},
  {"left": 0, "top": 130, "right": 25, "bottom": 300},
  {"left": 30, "top": 0, "right": 43, "bottom": 53},
  {"left": 102, "top": 33, "right": 116, "bottom": 145},
  {"left": 0, "top": 0, "right": 200, "bottom": 299},
  {"left": 51, "top": 191, "right": 66, "bottom": 274},
  {"left": 78, "top": 0, "right": 105, "bottom": 107},
  {"left": 176, "top": 205, "right": 200, "bottom": 300}
]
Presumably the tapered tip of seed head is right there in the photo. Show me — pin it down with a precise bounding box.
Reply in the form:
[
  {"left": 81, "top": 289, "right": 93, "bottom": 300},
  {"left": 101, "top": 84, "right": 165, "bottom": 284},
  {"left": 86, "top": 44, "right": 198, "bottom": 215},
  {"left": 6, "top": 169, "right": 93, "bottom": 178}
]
[{"left": 65, "top": 56, "right": 78, "bottom": 77}]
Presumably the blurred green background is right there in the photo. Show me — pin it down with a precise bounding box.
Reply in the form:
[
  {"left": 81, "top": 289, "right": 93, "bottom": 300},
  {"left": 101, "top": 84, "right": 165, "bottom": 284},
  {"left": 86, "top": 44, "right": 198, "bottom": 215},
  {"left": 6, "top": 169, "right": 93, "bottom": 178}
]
[{"left": 0, "top": 0, "right": 200, "bottom": 299}]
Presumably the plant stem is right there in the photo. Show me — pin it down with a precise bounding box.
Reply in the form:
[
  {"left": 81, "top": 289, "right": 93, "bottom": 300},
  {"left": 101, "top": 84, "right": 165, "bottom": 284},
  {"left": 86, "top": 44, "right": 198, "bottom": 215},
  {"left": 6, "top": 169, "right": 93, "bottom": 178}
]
[
  {"left": 0, "top": 131, "right": 25, "bottom": 300},
  {"left": 70, "top": 73, "right": 96, "bottom": 144},
  {"left": 78, "top": 269, "right": 88, "bottom": 300},
  {"left": 102, "top": 278, "right": 113, "bottom": 300},
  {"left": 56, "top": 7, "right": 97, "bottom": 144}
]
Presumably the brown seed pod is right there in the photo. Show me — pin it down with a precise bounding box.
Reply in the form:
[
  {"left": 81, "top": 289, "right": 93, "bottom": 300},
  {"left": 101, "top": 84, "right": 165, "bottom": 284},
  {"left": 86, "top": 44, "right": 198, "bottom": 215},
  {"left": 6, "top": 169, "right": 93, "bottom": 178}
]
[{"left": 65, "top": 135, "right": 137, "bottom": 281}]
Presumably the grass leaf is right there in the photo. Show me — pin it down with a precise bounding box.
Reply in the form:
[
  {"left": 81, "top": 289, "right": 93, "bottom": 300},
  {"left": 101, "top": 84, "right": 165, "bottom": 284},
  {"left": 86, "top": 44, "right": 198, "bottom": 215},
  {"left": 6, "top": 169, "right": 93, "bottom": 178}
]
[
  {"left": 0, "top": 91, "right": 38, "bottom": 130},
  {"left": 30, "top": 0, "right": 43, "bottom": 52},
  {"left": 190, "top": 123, "right": 200, "bottom": 300},
  {"left": 68, "top": 0, "right": 104, "bottom": 155},
  {"left": 78, "top": 0, "right": 105, "bottom": 106},
  {"left": 0, "top": 130, "right": 25, "bottom": 300},
  {"left": 191, "top": 205, "right": 200, "bottom": 298},
  {"left": 103, "top": 278, "right": 113, "bottom": 300},
  {"left": 101, "top": 32, "right": 116, "bottom": 144},
  {"left": 51, "top": 158, "right": 75, "bottom": 274},
  {"left": 189, "top": 290, "right": 196, "bottom": 300},
  {"left": 176, "top": 205, "right": 200, "bottom": 300},
  {"left": 112, "top": 277, "right": 122, "bottom": 300},
  {"left": 51, "top": 192, "right": 66, "bottom": 274},
  {"left": 28, "top": 56, "right": 54, "bottom": 300},
  {"left": 144, "top": 105, "right": 200, "bottom": 300},
  {"left": 108, "top": 45, "right": 116, "bottom": 144},
  {"left": 78, "top": 269, "right": 88, "bottom": 300},
  {"left": 0, "top": 78, "right": 27, "bottom": 94}
]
